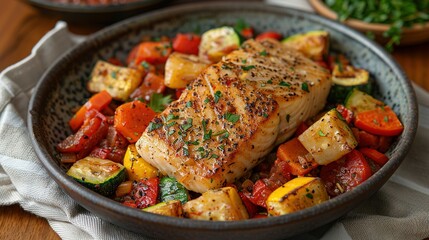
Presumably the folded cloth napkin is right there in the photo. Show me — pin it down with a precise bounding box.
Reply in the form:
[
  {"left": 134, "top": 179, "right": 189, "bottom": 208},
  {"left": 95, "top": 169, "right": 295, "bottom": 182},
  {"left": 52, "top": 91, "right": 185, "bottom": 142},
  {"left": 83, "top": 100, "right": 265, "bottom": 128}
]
[{"left": 1, "top": 9, "right": 429, "bottom": 240}]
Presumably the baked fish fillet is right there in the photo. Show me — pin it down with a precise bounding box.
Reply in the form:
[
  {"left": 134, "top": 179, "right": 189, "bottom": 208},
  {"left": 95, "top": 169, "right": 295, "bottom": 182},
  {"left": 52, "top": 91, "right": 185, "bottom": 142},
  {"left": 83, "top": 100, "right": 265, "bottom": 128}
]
[{"left": 136, "top": 39, "right": 331, "bottom": 193}]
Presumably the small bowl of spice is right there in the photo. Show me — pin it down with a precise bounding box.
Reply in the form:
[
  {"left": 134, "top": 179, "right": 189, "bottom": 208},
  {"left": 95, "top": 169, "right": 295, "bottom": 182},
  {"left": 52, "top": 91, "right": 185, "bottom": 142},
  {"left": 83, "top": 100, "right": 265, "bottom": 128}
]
[{"left": 309, "top": 0, "right": 429, "bottom": 50}]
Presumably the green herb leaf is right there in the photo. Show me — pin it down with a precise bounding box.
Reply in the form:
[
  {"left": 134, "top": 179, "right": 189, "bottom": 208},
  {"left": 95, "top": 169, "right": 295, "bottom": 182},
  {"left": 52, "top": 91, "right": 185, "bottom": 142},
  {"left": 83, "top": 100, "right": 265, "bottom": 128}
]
[
  {"left": 214, "top": 91, "right": 222, "bottom": 103},
  {"left": 306, "top": 193, "right": 313, "bottom": 199},
  {"left": 318, "top": 130, "right": 326, "bottom": 137},
  {"left": 149, "top": 93, "right": 172, "bottom": 113},
  {"left": 302, "top": 82, "right": 310, "bottom": 92},
  {"left": 180, "top": 118, "right": 193, "bottom": 132},
  {"left": 186, "top": 101, "right": 192, "bottom": 108},
  {"left": 224, "top": 112, "right": 240, "bottom": 123},
  {"left": 260, "top": 50, "right": 268, "bottom": 56},
  {"left": 147, "top": 122, "right": 162, "bottom": 132},
  {"left": 279, "top": 81, "right": 291, "bottom": 87},
  {"left": 241, "top": 65, "right": 255, "bottom": 71}
]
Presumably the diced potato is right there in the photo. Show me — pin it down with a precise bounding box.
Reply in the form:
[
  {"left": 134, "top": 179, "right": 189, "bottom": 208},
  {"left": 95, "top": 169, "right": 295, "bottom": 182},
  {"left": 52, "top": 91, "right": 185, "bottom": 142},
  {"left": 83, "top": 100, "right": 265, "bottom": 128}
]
[
  {"left": 298, "top": 109, "right": 357, "bottom": 165},
  {"left": 266, "top": 177, "right": 328, "bottom": 216},
  {"left": 183, "top": 187, "right": 249, "bottom": 221},
  {"left": 123, "top": 144, "right": 158, "bottom": 181},
  {"left": 143, "top": 200, "right": 183, "bottom": 217},
  {"left": 282, "top": 31, "right": 329, "bottom": 61},
  {"left": 164, "top": 52, "right": 209, "bottom": 89},
  {"left": 87, "top": 60, "right": 143, "bottom": 101}
]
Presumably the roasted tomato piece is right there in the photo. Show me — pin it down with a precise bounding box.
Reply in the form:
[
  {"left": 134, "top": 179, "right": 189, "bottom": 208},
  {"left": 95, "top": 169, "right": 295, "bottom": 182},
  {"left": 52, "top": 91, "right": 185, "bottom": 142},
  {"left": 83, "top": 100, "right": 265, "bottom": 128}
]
[{"left": 320, "top": 149, "right": 372, "bottom": 197}]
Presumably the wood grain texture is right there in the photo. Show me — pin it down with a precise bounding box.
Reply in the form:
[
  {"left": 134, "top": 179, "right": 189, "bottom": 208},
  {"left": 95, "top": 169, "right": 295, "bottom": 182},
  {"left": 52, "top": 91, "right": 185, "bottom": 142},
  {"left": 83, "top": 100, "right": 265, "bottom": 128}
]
[{"left": 0, "top": 1, "right": 428, "bottom": 239}]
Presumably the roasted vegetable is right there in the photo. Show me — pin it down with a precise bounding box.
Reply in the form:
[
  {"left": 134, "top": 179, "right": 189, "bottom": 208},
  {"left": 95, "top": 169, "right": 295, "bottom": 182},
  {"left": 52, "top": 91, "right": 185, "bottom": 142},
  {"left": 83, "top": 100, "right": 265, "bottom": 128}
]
[
  {"left": 328, "top": 59, "right": 373, "bottom": 103},
  {"left": 345, "top": 88, "right": 384, "bottom": 114},
  {"left": 123, "top": 144, "right": 158, "bottom": 181},
  {"left": 266, "top": 177, "right": 329, "bottom": 216},
  {"left": 183, "top": 187, "right": 249, "bottom": 220},
  {"left": 282, "top": 31, "right": 329, "bottom": 61},
  {"left": 113, "top": 100, "right": 156, "bottom": 143},
  {"left": 164, "top": 52, "right": 209, "bottom": 89},
  {"left": 320, "top": 150, "right": 372, "bottom": 197},
  {"left": 199, "top": 26, "right": 240, "bottom": 63},
  {"left": 298, "top": 109, "right": 358, "bottom": 165},
  {"left": 159, "top": 177, "right": 189, "bottom": 204},
  {"left": 143, "top": 200, "right": 184, "bottom": 217},
  {"left": 67, "top": 157, "right": 126, "bottom": 196},
  {"left": 87, "top": 60, "right": 143, "bottom": 101},
  {"left": 276, "top": 138, "right": 318, "bottom": 176}
]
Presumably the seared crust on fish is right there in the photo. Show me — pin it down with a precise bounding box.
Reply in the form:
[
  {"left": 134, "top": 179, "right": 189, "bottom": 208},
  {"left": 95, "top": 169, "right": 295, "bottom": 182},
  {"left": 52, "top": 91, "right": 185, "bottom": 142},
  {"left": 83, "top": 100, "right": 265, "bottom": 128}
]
[{"left": 136, "top": 39, "right": 331, "bottom": 193}]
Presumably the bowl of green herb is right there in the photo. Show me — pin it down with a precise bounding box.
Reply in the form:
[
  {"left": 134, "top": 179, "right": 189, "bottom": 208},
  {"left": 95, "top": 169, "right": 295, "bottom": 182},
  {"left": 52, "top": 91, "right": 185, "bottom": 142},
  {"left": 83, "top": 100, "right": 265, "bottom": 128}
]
[{"left": 309, "top": 0, "right": 429, "bottom": 50}]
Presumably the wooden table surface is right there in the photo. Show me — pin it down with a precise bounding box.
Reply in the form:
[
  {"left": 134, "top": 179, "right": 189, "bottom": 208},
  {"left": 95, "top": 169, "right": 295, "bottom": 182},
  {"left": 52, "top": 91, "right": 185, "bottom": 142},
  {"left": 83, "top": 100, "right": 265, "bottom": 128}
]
[{"left": 1, "top": 1, "right": 428, "bottom": 239}]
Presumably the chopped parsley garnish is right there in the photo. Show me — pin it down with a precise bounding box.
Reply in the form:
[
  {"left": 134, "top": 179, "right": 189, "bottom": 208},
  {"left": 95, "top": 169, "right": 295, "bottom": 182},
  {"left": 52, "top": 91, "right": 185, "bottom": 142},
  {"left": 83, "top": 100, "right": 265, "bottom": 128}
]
[
  {"left": 149, "top": 93, "right": 172, "bottom": 113},
  {"left": 180, "top": 118, "right": 193, "bottom": 132},
  {"left": 241, "top": 59, "right": 247, "bottom": 64},
  {"left": 183, "top": 145, "right": 189, "bottom": 156},
  {"left": 260, "top": 50, "right": 268, "bottom": 56},
  {"left": 210, "top": 154, "right": 219, "bottom": 159},
  {"left": 167, "top": 129, "right": 175, "bottom": 136},
  {"left": 318, "top": 130, "right": 326, "bottom": 137},
  {"left": 147, "top": 122, "right": 162, "bottom": 132},
  {"left": 186, "top": 101, "right": 192, "bottom": 108},
  {"left": 305, "top": 193, "right": 313, "bottom": 199},
  {"left": 263, "top": 113, "right": 269, "bottom": 118},
  {"left": 279, "top": 81, "right": 291, "bottom": 87},
  {"left": 214, "top": 91, "right": 222, "bottom": 103},
  {"left": 166, "top": 113, "right": 179, "bottom": 122},
  {"left": 224, "top": 112, "right": 240, "bottom": 123},
  {"left": 166, "top": 121, "right": 176, "bottom": 128},
  {"left": 219, "top": 131, "right": 230, "bottom": 141},
  {"left": 302, "top": 82, "right": 310, "bottom": 92},
  {"left": 213, "top": 130, "right": 228, "bottom": 136},
  {"left": 204, "top": 98, "right": 210, "bottom": 104},
  {"left": 186, "top": 140, "right": 200, "bottom": 145},
  {"left": 241, "top": 65, "right": 255, "bottom": 71},
  {"left": 267, "top": 79, "right": 273, "bottom": 84},
  {"left": 384, "top": 116, "right": 389, "bottom": 122},
  {"left": 110, "top": 71, "right": 117, "bottom": 79},
  {"left": 141, "top": 61, "right": 150, "bottom": 70},
  {"left": 221, "top": 64, "right": 232, "bottom": 70}
]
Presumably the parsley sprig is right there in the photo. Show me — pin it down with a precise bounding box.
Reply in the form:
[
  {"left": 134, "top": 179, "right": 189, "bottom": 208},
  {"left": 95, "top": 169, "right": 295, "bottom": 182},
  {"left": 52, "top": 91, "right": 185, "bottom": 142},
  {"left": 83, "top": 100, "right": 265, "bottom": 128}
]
[{"left": 324, "top": 0, "right": 429, "bottom": 51}]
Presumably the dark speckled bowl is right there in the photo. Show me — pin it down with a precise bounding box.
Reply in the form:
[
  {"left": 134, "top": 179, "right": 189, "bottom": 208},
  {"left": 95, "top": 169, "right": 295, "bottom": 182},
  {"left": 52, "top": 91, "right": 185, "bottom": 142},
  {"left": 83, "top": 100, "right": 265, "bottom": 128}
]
[{"left": 28, "top": 2, "right": 418, "bottom": 240}]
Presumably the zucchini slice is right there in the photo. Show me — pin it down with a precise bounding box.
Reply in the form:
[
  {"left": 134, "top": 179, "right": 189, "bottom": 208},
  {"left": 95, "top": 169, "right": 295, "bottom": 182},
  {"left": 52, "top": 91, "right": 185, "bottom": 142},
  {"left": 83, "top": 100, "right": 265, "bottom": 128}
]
[
  {"left": 298, "top": 109, "right": 357, "bottom": 165},
  {"left": 143, "top": 200, "right": 184, "bottom": 217},
  {"left": 282, "top": 31, "right": 329, "bottom": 61},
  {"left": 345, "top": 88, "right": 384, "bottom": 114},
  {"left": 199, "top": 26, "right": 240, "bottom": 63},
  {"left": 67, "top": 157, "right": 126, "bottom": 196}
]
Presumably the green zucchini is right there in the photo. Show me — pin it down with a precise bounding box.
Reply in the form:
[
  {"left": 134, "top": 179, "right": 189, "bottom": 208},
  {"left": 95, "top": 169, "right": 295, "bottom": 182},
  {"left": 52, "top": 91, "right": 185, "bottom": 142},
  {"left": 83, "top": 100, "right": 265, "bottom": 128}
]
[
  {"left": 143, "top": 200, "right": 183, "bottom": 217},
  {"left": 328, "top": 61, "right": 373, "bottom": 103},
  {"left": 298, "top": 109, "right": 357, "bottom": 165},
  {"left": 199, "top": 26, "right": 240, "bottom": 63},
  {"left": 282, "top": 31, "right": 330, "bottom": 61},
  {"left": 67, "top": 157, "right": 126, "bottom": 196},
  {"left": 159, "top": 177, "right": 189, "bottom": 204},
  {"left": 344, "top": 88, "right": 384, "bottom": 114}
]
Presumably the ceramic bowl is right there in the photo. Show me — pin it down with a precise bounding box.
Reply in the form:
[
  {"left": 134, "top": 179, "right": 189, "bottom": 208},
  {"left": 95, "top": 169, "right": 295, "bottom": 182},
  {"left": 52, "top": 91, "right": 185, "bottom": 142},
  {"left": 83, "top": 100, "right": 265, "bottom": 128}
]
[
  {"left": 309, "top": 0, "right": 429, "bottom": 46},
  {"left": 28, "top": 2, "right": 418, "bottom": 240}
]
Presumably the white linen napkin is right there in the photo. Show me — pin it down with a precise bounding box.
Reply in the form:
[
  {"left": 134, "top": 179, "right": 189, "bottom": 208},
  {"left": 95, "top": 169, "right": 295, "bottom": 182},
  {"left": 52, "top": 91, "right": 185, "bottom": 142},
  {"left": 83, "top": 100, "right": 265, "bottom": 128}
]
[{"left": 1, "top": 5, "right": 429, "bottom": 240}]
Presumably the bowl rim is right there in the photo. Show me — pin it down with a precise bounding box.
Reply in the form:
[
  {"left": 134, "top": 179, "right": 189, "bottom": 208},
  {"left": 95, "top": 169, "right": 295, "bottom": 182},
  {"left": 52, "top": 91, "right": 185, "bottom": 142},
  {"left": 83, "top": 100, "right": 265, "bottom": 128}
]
[
  {"left": 308, "top": 0, "right": 429, "bottom": 33},
  {"left": 28, "top": 1, "right": 418, "bottom": 234}
]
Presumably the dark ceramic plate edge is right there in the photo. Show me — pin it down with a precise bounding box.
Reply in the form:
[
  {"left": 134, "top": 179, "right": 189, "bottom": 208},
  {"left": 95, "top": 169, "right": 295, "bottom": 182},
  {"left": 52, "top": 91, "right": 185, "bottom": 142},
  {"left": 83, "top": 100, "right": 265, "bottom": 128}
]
[{"left": 27, "top": 1, "right": 418, "bottom": 237}]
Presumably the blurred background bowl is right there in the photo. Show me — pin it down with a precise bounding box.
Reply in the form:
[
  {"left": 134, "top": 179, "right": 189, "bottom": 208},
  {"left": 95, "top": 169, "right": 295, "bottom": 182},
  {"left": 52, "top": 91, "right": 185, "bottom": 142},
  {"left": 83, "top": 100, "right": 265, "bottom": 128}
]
[
  {"left": 308, "top": 0, "right": 429, "bottom": 46},
  {"left": 22, "top": 0, "right": 168, "bottom": 23}
]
